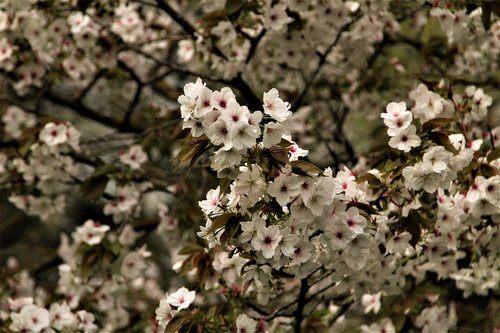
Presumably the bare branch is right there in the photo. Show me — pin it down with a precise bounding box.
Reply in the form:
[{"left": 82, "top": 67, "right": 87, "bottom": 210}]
[{"left": 291, "top": 15, "right": 362, "bottom": 111}]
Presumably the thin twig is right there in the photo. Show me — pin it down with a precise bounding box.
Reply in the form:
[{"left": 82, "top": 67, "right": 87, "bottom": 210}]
[{"left": 291, "top": 15, "right": 362, "bottom": 111}]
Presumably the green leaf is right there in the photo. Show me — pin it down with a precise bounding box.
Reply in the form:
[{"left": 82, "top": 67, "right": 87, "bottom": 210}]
[
  {"left": 382, "top": 159, "right": 401, "bottom": 173},
  {"left": 220, "top": 177, "right": 231, "bottom": 193},
  {"left": 403, "top": 210, "right": 422, "bottom": 247},
  {"left": 91, "top": 163, "right": 118, "bottom": 178},
  {"left": 487, "top": 147, "right": 500, "bottom": 162},
  {"left": 207, "top": 213, "right": 235, "bottom": 234},
  {"left": 225, "top": 0, "right": 244, "bottom": 15},
  {"left": 175, "top": 135, "right": 209, "bottom": 166},
  {"left": 165, "top": 313, "right": 192, "bottom": 333},
  {"left": 80, "top": 175, "right": 109, "bottom": 199},
  {"left": 347, "top": 201, "right": 378, "bottom": 215},
  {"left": 268, "top": 145, "right": 289, "bottom": 164},
  {"left": 479, "top": 163, "right": 499, "bottom": 177},
  {"left": 178, "top": 243, "right": 205, "bottom": 255},
  {"left": 422, "top": 118, "right": 454, "bottom": 131},
  {"left": 108, "top": 241, "right": 122, "bottom": 256},
  {"left": 356, "top": 172, "right": 382, "bottom": 188},
  {"left": 427, "top": 131, "right": 458, "bottom": 154},
  {"left": 290, "top": 160, "right": 323, "bottom": 176}
]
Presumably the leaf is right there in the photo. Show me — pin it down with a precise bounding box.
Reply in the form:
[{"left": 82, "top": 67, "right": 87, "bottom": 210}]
[
  {"left": 219, "top": 218, "right": 240, "bottom": 245},
  {"left": 347, "top": 201, "right": 378, "bottom": 215},
  {"left": 178, "top": 243, "right": 205, "bottom": 255},
  {"left": 190, "top": 140, "right": 209, "bottom": 167},
  {"left": 219, "top": 177, "right": 231, "bottom": 193},
  {"left": 165, "top": 313, "right": 192, "bottom": 333},
  {"left": 479, "top": 163, "right": 499, "bottom": 177},
  {"left": 91, "top": 163, "right": 118, "bottom": 178},
  {"left": 225, "top": 0, "right": 244, "bottom": 15},
  {"left": 382, "top": 159, "right": 401, "bottom": 173},
  {"left": 291, "top": 160, "right": 323, "bottom": 176},
  {"left": 175, "top": 135, "right": 209, "bottom": 166},
  {"left": 487, "top": 147, "right": 500, "bottom": 162},
  {"left": 108, "top": 241, "right": 122, "bottom": 256},
  {"left": 356, "top": 172, "right": 382, "bottom": 188},
  {"left": 392, "top": 314, "right": 407, "bottom": 332},
  {"left": 80, "top": 175, "right": 109, "bottom": 199},
  {"left": 268, "top": 145, "right": 289, "bottom": 164},
  {"left": 19, "top": 127, "right": 38, "bottom": 156},
  {"left": 403, "top": 211, "right": 422, "bottom": 247},
  {"left": 225, "top": 218, "right": 240, "bottom": 239},
  {"left": 427, "top": 131, "right": 458, "bottom": 154},
  {"left": 422, "top": 118, "right": 454, "bottom": 131},
  {"left": 207, "top": 213, "right": 235, "bottom": 234}
]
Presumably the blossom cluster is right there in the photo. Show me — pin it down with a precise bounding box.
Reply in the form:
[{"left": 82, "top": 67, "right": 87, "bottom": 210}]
[
  {"left": 172, "top": 77, "right": 500, "bottom": 332},
  {"left": 0, "top": 0, "right": 499, "bottom": 332},
  {"left": 178, "top": 78, "right": 304, "bottom": 171}
]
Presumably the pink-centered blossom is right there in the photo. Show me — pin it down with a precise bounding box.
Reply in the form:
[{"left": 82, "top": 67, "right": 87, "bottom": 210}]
[{"left": 166, "top": 287, "right": 196, "bottom": 310}]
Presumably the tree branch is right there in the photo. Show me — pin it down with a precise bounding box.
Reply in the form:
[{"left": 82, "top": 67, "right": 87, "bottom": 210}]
[
  {"left": 155, "top": 0, "right": 197, "bottom": 38},
  {"left": 294, "top": 279, "right": 308, "bottom": 333},
  {"left": 291, "top": 15, "right": 362, "bottom": 111}
]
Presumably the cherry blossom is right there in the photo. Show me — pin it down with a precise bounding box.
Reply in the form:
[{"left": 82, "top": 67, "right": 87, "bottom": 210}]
[
  {"left": 165, "top": 287, "right": 196, "bottom": 310},
  {"left": 75, "top": 220, "right": 110, "bottom": 246},
  {"left": 120, "top": 145, "right": 148, "bottom": 169}
]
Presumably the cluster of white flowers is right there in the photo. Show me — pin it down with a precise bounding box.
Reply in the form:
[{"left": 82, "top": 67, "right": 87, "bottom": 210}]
[
  {"left": 1, "top": 0, "right": 500, "bottom": 332},
  {"left": 155, "top": 287, "right": 196, "bottom": 329},
  {"left": 1, "top": 105, "right": 36, "bottom": 139},
  {"left": 408, "top": 84, "right": 452, "bottom": 122},
  {"left": 4, "top": 120, "right": 81, "bottom": 222},
  {"left": 381, "top": 101, "right": 421, "bottom": 152},
  {"left": 402, "top": 143, "right": 471, "bottom": 193},
  {"left": 178, "top": 78, "right": 303, "bottom": 172},
  {"left": 177, "top": 78, "right": 500, "bottom": 331}
]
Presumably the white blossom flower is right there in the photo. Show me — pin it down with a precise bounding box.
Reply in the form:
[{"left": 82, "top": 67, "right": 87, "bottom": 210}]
[
  {"left": 39, "top": 122, "right": 68, "bottom": 146},
  {"left": 177, "top": 39, "right": 195, "bottom": 63},
  {"left": 235, "top": 314, "right": 257, "bottom": 333},
  {"left": 263, "top": 88, "right": 291, "bottom": 122},
  {"left": 75, "top": 220, "right": 110, "bottom": 246},
  {"left": 251, "top": 225, "right": 282, "bottom": 259},
  {"left": 386, "top": 232, "right": 412, "bottom": 254},
  {"left": 211, "top": 87, "right": 236, "bottom": 112},
  {"left": 381, "top": 102, "right": 413, "bottom": 135},
  {"left": 121, "top": 246, "right": 150, "bottom": 279},
  {"left": 67, "top": 12, "right": 91, "bottom": 34},
  {"left": 234, "top": 165, "right": 266, "bottom": 203},
  {"left": 49, "top": 302, "right": 75, "bottom": 331},
  {"left": 76, "top": 310, "right": 97, "bottom": 333},
  {"left": 264, "top": 4, "right": 293, "bottom": 31},
  {"left": 423, "top": 146, "right": 450, "bottom": 173},
  {"left": 199, "top": 186, "right": 223, "bottom": 216},
  {"left": 120, "top": 145, "right": 148, "bottom": 169},
  {"left": 262, "top": 122, "right": 284, "bottom": 148},
  {"left": 267, "top": 173, "right": 303, "bottom": 206},
  {"left": 342, "top": 206, "right": 366, "bottom": 234},
  {"left": 166, "top": 287, "right": 196, "bottom": 310},
  {"left": 388, "top": 125, "right": 421, "bottom": 152},
  {"left": 361, "top": 292, "right": 382, "bottom": 314},
  {"left": 155, "top": 299, "right": 177, "bottom": 329},
  {"left": 211, "top": 21, "right": 237, "bottom": 46},
  {"left": 10, "top": 304, "right": 50, "bottom": 333}
]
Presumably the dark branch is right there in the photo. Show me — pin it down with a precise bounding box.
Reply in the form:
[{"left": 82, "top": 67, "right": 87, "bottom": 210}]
[
  {"left": 291, "top": 15, "right": 362, "bottom": 111},
  {"left": 45, "top": 91, "right": 144, "bottom": 132},
  {"left": 294, "top": 279, "right": 308, "bottom": 333},
  {"left": 155, "top": 0, "right": 197, "bottom": 38}
]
